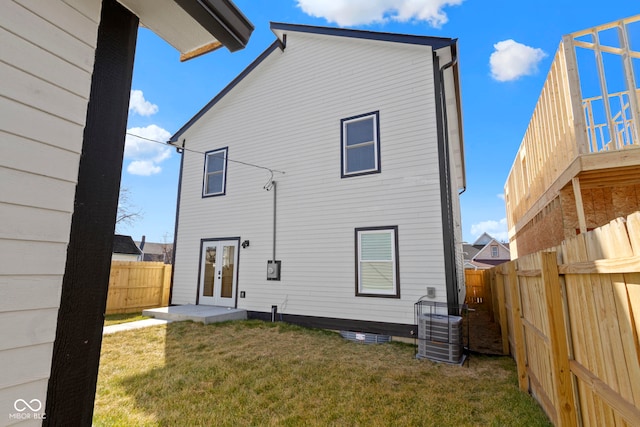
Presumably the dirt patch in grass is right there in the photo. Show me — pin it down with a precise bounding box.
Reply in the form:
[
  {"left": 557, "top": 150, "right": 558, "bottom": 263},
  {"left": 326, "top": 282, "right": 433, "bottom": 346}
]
[
  {"left": 94, "top": 320, "right": 549, "bottom": 426},
  {"left": 466, "top": 302, "right": 504, "bottom": 355}
]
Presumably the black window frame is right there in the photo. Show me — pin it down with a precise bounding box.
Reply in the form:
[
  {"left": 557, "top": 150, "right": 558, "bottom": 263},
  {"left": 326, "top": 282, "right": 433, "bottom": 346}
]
[
  {"left": 341, "top": 111, "right": 381, "bottom": 178},
  {"left": 202, "top": 147, "right": 229, "bottom": 197}
]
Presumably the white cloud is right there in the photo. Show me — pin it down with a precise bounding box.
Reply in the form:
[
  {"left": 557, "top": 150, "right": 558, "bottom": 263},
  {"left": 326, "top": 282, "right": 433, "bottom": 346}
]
[
  {"left": 497, "top": 193, "right": 505, "bottom": 200},
  {"left": 127, "top": 160, "right": 161, "bottom": 176},
  {"left": 470, "top": 218, "right": 508, "bottom": 242},
  {"left": 129, "top": 90, "right": 159, "bottom": 116},
  {"left": 489, "top": 39, "right": 546, "bottom": 82},
  {"left": 124, "top": 125, "right": 172, "bottom": 176},
  {"left": 296, "top": 0, "right": 464, "bottom": 27}
]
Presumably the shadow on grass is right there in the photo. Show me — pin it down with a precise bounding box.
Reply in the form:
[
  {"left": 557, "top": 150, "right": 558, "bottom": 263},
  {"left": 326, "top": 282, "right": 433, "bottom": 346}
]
[{"left": 97, "top": 320, "right": 551, "bottom": 426}]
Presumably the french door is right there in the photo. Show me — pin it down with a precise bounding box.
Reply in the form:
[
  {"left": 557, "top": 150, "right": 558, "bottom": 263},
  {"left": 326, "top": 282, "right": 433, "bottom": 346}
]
[{"left": 199, "top": 239, "right": 239, "bottom": 307}]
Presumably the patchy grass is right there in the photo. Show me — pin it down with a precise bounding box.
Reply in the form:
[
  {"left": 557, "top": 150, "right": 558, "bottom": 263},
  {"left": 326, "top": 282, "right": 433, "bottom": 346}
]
[
  {"left": 94, "top": 320, "right": 550, "bottom": 426},
  {"left": 104, "top": 312, "right": 149, "bottom": 326}
]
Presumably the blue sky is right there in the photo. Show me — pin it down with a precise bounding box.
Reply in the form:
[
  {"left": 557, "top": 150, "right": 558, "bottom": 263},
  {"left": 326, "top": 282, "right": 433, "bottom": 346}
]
[{"left": 120, "top": 0, "right": 638, "bottom": 244}]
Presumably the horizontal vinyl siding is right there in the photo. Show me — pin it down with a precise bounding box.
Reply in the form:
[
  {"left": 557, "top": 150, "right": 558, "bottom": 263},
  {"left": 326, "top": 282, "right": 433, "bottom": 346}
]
[
  {"left": 174, "top": 32, "right": 446, "bottom": 326},
  {"left": 0, "top": 0, "right": 99, "bottom": 418},
  {"left": 0, "top": 378, "right": 48, "bottom": 426}
]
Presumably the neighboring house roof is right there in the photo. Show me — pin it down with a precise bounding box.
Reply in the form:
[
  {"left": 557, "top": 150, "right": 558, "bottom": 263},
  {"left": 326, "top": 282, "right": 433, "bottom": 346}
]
[
  {"left": 464, "top": 260, "right": 496, "bottom": 270},
  {"left": 113, "top": 234, "right": 142, "bottom": 255},
  {"left": 135, "top": 240, "right": 174, "bottom": 262},
  {"left": 169, "top": 21, "right": 458, "bottom": 145},
  {"left": 463, "top": 234, "right": 510, "bottom": 269},
  {"left": 473, "top": 232, "right": 494, "bottom": 246},
  {"left": 463, "top": 243, "right": 482, "bottom": 260}
]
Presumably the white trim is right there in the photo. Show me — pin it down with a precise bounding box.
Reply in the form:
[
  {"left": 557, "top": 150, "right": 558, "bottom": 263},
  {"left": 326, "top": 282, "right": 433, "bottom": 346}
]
[{"left": 356, "top": 227, "right": 397, "bottom": 296}]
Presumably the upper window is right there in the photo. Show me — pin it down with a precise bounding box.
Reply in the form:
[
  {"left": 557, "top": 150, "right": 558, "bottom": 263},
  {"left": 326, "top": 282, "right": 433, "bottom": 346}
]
[
  {"left": 341, "top": 111, "right": 380, "bottom": 177},
  {"left": 355, "top": 226, "right": 399, "bottom": 298},
  {"left": 203, "top": 148, "right": 228, "bottom": 197},
  {"left": 491, "top": 245, "right": 499, "bottom": 258}
]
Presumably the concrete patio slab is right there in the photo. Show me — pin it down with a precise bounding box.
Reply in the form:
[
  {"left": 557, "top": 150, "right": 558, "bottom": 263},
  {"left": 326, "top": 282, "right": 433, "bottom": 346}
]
[{"left": 142, "top": 304, "right": 247, "bottom": 324}]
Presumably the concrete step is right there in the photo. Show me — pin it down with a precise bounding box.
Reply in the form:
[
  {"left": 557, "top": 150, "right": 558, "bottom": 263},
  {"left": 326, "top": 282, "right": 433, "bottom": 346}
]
[{"left": 143, "top": 304, "right": 247, "bottom": 324}]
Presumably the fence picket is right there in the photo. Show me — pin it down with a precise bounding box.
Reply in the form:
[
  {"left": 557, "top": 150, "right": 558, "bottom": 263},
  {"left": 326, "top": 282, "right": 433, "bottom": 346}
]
[
  {"left": 105, "top": 261, "right": 172, "bottom": 314},
  {"left": 489, "top": 212, "right": 640, "bottom": 425}
]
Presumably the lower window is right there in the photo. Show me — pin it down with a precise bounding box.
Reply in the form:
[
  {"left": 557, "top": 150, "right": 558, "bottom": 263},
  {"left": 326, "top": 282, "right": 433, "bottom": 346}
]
[{"left": 355, "top": 226, "right": 399, "bottom": 298}]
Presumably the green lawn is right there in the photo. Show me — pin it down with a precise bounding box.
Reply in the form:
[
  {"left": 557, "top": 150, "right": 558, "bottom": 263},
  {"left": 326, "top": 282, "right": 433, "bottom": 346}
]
[
  {"left": 104, "top": 312, "right": 149, "bottom": 326},
  {"left": 94, "top": 320, "right": 551, "bottom": 426}
]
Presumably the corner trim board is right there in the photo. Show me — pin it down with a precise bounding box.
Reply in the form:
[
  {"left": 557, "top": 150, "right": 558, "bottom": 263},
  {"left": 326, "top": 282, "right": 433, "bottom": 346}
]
[{"left": 45, "top": 0, "right": 139, "bottom": 423}]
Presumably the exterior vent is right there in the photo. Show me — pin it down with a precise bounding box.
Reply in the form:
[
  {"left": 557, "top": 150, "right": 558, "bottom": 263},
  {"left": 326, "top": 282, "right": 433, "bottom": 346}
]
[{"left": 340, "top": 330, "right": 391, "bottom": 344}]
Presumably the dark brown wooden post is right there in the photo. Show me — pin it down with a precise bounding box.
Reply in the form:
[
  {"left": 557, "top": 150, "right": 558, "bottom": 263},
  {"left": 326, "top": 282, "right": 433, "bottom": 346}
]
[{"left": 44, "top": 0, "right": 138, "bottom": 424}]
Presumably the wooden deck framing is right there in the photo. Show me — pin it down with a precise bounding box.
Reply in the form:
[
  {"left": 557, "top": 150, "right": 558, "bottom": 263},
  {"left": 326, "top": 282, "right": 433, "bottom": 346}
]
[{"left": 506, "top": 15, "right": 640, "bottom": 258}]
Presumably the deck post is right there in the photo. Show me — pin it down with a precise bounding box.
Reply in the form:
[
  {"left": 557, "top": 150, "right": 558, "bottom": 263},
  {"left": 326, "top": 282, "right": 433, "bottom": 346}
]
[
  {"left": 618, "top": 21, "right": 640, "bottom": 147},
  {"left": 561, "top": 36, "right": 589, "bottom": 155}
]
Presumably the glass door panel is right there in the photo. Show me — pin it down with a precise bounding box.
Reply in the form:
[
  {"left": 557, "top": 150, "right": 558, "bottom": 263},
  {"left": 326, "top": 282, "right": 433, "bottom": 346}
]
[
  {"left": 199, "top": 240, "right": 238, "bottom": 307},
  {"left": 220, "top": 245, "right": 235, "bottom": 298},
  {"left": 203, "top": 246, "right": 216, "bottom": 298}
]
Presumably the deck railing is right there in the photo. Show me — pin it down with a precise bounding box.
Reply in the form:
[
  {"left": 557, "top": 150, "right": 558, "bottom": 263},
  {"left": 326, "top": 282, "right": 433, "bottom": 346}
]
[{"left": 505, "top": 15, "right": 640, "bottom": 234}]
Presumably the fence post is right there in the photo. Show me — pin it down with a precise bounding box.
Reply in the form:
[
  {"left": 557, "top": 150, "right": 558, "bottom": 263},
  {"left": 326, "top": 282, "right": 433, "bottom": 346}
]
[
  {"left": 540, "top": 251, "right": 577, "bottom": 427},
  {"left": 161, "top": 264, "right": 172, "bottom": 306},
  {"left": 507, "top": 261, "right": 528, "bottom": 391},
  {"left": 489, "top": 268, "right": 498, "bottom": 323},
  {"left": 495, "top": 265, "right": 510, "bottom": 355},
  {"left": 485, "top": 269, "right": 494, "bottom": 321}
]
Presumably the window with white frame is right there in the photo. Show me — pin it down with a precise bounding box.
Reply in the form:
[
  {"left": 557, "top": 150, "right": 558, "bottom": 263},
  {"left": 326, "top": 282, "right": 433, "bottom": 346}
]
[
  {"left": 341, "top": 111, "right": 380, "bottom": 177},
  {"left": 355, "top": 226, "right": 399, "bottom": 297},
  {"left": 491, "top": 245, "right": 499, "bottom": 258},
  {"left": 203, "top": 147, "right": 228, "bottom": 197}
]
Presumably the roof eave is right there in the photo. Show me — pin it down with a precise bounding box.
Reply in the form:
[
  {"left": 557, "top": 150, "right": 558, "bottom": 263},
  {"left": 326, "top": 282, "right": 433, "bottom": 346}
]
[
  {"left": 172, "top": 0, "right": 254, "bottom": 52},
  {"left": 116, "top": 0, "right": 253, "bottom": 58},
  {"left": 270, "top": 21, "right": 455, "bottom": 49}
]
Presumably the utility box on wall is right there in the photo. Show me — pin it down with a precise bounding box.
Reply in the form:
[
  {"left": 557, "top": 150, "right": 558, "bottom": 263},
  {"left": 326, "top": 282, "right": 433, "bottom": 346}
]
[{"left": 267, "top": 260, "right": 281, "bottom": 280}]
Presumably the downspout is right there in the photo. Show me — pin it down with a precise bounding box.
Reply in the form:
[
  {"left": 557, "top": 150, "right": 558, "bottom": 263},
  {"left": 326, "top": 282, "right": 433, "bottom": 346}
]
[{"left": 433, "top": 45, "right": 461, "bottom": 313}]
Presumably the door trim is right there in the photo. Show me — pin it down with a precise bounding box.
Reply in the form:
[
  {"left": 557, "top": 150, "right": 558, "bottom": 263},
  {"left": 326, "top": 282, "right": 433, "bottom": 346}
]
[{"left": 196, "top": 236, "right": 241, "bottom": 307}]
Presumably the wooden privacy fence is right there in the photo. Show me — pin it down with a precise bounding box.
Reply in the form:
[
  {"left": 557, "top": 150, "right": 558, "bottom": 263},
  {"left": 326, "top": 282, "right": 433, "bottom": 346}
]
[
  {"left": 464, "top": 269, "right": 491, "bottom": 304},
  {"left": 490, "top": 212, "right": 640, "bottom": 426},
  {"left": 106, "top": 261, "right": 172, "bottom": 314}
]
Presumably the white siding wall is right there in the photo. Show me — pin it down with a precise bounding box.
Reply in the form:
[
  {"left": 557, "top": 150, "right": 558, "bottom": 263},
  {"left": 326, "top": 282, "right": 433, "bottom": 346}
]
[
  {"left": 0, "top": 0, "right": 100, "bottom": 424},
  {"left": 476, "top": 241, "right": 510, "bottom": 260},
  {"left": 174, "top": 32, "right": 448, "bottom": 326},
  {"left": 111, "top": 254, "right": 141, "bottom": 262}
]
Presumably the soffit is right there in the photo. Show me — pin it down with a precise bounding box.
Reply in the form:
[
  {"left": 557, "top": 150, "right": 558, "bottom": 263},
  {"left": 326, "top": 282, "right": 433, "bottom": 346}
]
[{"left": 117, "top": 0, "right": 252, "bottom": 60}]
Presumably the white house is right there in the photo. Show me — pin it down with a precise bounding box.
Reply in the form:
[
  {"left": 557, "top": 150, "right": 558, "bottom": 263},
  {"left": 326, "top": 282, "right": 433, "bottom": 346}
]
[
  {"left": 463, "top": 233, "right": 511, "bottom": 270},
  {"left": 169, "top": 23, "right": 465, "bottom": 337},
  {"left": 0, "top": 0, "right": 251, "bottom": 423},
  {"left": 112, "top": 235, "right": 142, "bottom": 261}
]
